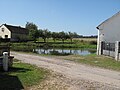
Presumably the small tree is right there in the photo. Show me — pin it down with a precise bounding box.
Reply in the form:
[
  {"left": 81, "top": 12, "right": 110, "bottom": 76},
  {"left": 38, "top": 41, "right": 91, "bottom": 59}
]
[
  {"left": 25, "top": 22, "right": 38, "bottom": 30},
  {"left": 58, "top": 31, "right": 67, "bottom": 43},
  {"left": 25, "top": 22, "right": 39, "bottom": 41},
  {"left": 39, "top": 29, "right": 43, "bottom": 37},
  {"left": 41, "top": 29, "right": 47, "bottom": 43},
  {"left": 68, "top": 32, "right": 74, "bottom": 43},
  {"left": 46, "top": 30, "right": 51, "bottom": 42},
  {"left": 73, "top": 32, "right": 80, "bottom": 38},
  {"left": 29, "top": 29, "right": 39, "bottom": 41},
  {"left": 52, "top": 32, "right": 58, "bottom": 42}
]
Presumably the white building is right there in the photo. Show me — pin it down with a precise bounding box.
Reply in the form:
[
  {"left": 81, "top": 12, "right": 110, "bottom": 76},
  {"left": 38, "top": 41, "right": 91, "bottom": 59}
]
[
  {"left": 96, "top": 11, "right": 120, "bottom": 56},
  {"left": 0, "top": 24, "right": 29, "bottom": 41}
]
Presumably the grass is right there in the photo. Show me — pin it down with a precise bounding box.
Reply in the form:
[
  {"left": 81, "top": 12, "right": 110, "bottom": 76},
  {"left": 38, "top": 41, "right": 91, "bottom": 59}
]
[
  {"left": 37, "top": 38, "right": 97, "bottom": 49},
  {"left": 10, "top": 38, "right": 97, "bottom": 52},
  {"left": 0, "top": 59, "right": 49, "bottom": 89},
  {"left": 37, "top": 38, "right": 97, "bottom": 42},
  {"left": 74, "top": 38, "right": 97, "bottom": 41},
  {"left": 61, "top": 54, "right": 120, "bottom": 71}
]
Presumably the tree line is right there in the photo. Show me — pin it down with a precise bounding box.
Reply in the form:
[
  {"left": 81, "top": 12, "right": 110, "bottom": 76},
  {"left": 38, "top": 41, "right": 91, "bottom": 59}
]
[{"left": 25, "top": 22, "right": 79, "bottom": 43}]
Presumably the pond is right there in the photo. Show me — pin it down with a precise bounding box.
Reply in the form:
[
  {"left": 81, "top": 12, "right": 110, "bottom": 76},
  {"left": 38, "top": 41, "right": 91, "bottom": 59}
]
[{"left": 33, "top": 48, "right": 96, "bottom": 56}]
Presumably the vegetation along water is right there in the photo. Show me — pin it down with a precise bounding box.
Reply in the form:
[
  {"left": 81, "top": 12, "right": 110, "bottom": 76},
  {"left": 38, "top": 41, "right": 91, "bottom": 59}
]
[{"left": 9, "top": 22, "right": 97, "bottom": 55}]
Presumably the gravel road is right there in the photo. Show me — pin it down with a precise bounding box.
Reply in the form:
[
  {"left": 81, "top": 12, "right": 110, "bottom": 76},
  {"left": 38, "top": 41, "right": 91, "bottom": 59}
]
[{"left": 11, "top": 52, "right": 120, "bottom": 90}]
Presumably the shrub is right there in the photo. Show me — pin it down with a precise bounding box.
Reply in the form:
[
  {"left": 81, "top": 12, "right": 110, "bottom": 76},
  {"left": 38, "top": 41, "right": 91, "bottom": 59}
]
[{"left": 89, "top": 41, "right": 97, "bottom": 45}]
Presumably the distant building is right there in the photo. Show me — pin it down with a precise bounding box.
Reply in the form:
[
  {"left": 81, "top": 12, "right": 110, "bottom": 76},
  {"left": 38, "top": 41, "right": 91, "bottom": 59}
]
[{"left": 0, "top": 24, "right": 29, "bottom": 41}]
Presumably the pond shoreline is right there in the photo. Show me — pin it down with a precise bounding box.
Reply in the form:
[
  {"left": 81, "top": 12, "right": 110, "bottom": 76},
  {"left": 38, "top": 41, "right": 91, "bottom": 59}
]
[
  {"left": 10, "top": 42, "right": 97, "bottom": 55},
  {"left": 34, "top": 48, "right": 96, "bottom": 56}
]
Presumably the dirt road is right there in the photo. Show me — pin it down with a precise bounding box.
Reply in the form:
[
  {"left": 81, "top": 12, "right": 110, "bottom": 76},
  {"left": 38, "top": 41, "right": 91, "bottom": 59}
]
[{"left": 11, "top": 52, "right": 120, "bottom": 90}]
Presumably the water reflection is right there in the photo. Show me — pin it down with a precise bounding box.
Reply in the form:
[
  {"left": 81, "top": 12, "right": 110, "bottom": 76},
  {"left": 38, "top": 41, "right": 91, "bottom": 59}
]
[{"left": 33, "top": 48, "right": 96, "bottom": 56}]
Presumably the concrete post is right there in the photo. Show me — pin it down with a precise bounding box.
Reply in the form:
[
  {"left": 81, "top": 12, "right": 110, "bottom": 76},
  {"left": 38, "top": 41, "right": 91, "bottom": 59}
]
[
  {"left": 97, "top": 41, "right": 100, "bottom": 55},
  {"left": 115, "top": 41, "right": 119, "bottom": 61},
  {"left": 3, "top": 52, "right": 8, "bottom": 71},
  {"left": 98, "top": 41, "right": 102, "bottom": 55},
  {"left": 97, "top": 30, "right": 100, "bottom": 55}
]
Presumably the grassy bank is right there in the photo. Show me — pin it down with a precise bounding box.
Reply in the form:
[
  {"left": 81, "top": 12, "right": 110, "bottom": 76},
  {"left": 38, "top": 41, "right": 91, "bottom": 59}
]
[
  {"left": 0, "top": 59, "right": 49, "bottom": 89},
  {"left": 61, "top": 54, "right": 120, "bottom": 71},
  {"left": 37, "top": 38, "right": 97, "bottom": 49},
  {"left": 10, "top": 38, "right": 97, "bottom": 52}
]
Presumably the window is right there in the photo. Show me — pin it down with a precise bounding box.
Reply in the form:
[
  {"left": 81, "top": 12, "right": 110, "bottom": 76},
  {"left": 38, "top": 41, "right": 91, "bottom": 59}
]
[{"left": 2, "top": 28, "right": 4, "bottom": 32}]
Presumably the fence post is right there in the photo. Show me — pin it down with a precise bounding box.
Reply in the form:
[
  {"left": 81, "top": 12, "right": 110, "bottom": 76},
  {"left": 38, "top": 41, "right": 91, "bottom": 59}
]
[
  {"left": 3, "top": 52, "right": 8, "bottom": 71},
  {"left": 98, "top": 41, "right": 103, "bottom": 55},
  {"left": 115, "top": 41, "right": 119, "bottom": 61}
]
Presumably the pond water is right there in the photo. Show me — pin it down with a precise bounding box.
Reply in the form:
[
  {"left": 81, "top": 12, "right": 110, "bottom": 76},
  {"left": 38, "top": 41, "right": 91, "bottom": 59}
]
[{"left": 33, "top": 48, "right": 96, "bottom": 56}]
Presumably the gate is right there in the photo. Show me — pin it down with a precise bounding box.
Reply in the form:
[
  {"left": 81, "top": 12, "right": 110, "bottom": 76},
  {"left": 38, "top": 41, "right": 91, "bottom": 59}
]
[{"left": 102, "top": 42, "right": 115, "bottom": 57}]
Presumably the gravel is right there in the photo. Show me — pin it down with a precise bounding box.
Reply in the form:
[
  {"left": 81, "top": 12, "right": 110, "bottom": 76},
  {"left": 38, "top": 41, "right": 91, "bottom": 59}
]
[{"left": 11, "top": 52, "right": 120, "bottom": 90}]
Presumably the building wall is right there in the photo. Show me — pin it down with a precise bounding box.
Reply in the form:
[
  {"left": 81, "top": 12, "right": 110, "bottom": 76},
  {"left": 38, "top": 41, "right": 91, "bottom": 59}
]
[
  {"left": 0, "top": 25, "right": 11, "bottom": 38},
  {"left": 98, "top": 13, "right": 120, "bottom": 43}
]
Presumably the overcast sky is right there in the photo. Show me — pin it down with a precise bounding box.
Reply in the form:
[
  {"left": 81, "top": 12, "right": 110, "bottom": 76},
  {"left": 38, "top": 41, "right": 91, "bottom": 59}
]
[{"left": 0, "top": 0, "right": 120, "bottom": 35}]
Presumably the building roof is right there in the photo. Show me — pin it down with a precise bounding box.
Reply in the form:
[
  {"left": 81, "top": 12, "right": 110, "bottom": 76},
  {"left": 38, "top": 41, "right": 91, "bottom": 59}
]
[
  {"left": 3, "top": 24, "right": 29, "bottom": 34},
  {"left": 97, "top": 11, "right": 120, "bottom": 30}
]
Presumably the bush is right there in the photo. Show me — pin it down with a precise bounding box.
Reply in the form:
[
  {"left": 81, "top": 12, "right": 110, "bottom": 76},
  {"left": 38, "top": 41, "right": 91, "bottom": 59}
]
[
  {"left": 11, "top": 45, "right": 35, "bottom": 52},
  {"left": 89, "top": 41, "right": 97, "bottom": 45}
]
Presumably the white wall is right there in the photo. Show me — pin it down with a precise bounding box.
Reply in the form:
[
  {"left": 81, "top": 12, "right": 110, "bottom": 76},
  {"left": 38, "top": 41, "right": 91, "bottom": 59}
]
[
  {"left": 98, "top": 13, "right": 120, "bottom": 43},
  {"left": 0, "top": 25, "right": 11, "bottom": 38}
]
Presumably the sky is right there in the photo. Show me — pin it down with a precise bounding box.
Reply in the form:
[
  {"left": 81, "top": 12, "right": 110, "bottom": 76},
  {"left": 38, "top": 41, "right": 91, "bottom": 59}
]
[{"left": 0, "top": 0, "right": 120, "bottom": 35}]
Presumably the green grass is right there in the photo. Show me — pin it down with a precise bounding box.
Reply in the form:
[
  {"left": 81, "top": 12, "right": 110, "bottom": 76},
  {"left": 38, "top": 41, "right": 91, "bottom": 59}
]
[
  {"left": 37, "top": 38, "right": 97, "bottom": 47},
  {"left": 62, "top": 54, "right": 120, "bottom": 71},
  {"left": 0, "top": 59, "right": 49, "bottom": 89},
  {"left": 10, "top": 38, "right": 97, "bottom": 52}
]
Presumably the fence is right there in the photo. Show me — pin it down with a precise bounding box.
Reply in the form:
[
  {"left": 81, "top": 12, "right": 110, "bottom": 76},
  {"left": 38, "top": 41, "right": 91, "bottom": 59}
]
[
  {"left": 101, "top": 42, "right": 115, "bottom": 58},
  {"left": 102, "top": 42, "right": 115, "bottom": 51},
  {"left": 99, "top": 41, "right": 120, "bottom": 61}
]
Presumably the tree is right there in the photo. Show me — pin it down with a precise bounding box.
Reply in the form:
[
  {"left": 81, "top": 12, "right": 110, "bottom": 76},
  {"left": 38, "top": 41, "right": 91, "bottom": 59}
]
[
  {"left": 41, "top": 29, "right": 47, "bottom": 43},
  {"left": 52, "top": 32, "right": 58, "bottom": 42},
  {"left": 25, "top": 22, "right": 38, "bottom": 30},
  {"left": 39, "top": 29, "right": 43, "bottom": 37},
  {"left": 73, "top": 32, "right": 80, "bottom": 38},
  {"left": 68, "top": 32, "right": 74, "bottom": 43},
  {"left": 25, "top": 22, "right": 39, "bottom": 41},
  {"left": 46, "top": 30, "right": 51, "bottom": 42},
  {"left": 40, "top": 29, "right": 51, "bottom": 43},
  {"left": 29, "top": 29, "right": 39, "bottom": 41},
  {"left": 58, "top": 31, "right": 67, "bottom": 43}
]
